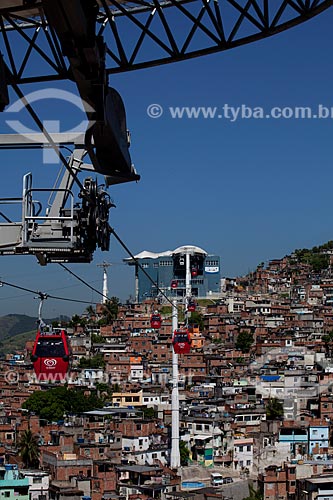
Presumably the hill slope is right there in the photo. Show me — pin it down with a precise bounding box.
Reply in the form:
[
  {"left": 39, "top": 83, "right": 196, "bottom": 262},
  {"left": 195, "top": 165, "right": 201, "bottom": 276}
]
[
  {"left": 0, "top": 314, "right": 39, "bottom": 340},
  {"left": 0, "top": 329, "right": 36, "bottom": 354}
]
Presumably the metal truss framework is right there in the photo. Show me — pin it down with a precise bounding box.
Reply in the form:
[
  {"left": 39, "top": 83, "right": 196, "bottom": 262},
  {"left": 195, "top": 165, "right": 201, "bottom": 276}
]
[
  {"left": 0, "top": 0, "right": 332, "bottom": 83},
  {"left": 0, "top": 0, "right": 331, "bottom": 264}
]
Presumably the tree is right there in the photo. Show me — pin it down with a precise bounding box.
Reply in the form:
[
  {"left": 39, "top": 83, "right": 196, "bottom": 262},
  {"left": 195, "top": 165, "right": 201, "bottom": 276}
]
[
  {"left": 235, "top": 331, "right": 254, "bottom": 353},
  {"left": 188, "top": 311, "right": 204, "bottom": 330},
  {"left": 179, "top": 440, "right": 190, "bottom": 466},
  {"left": 244, "top": 485, "right": 263, "bottom": 500},
  {"left": 69, "top": 314, "right": 86, "bottom": 328},
  {"left": 91, "top": 333, "right": 105, "bottom": 344},
  {"left": 266, "top": 397, "right": 284, "bottom": 420},
  {"left": 99, "top": 297, "right": 119, "bottom": 325},
  {"left": 18, "top": 429, "right": 40, "bottom": 468},
  {"left": 322, "top": 331, "right": 333, "bottom": 355},
  {"left": 85, "top": 305, "right": 97, "bottom": 325},
  {"left": 79, "top": 354, "right": 105, "bottom": 369},
  {"left": 141, "top": 407, "right": 157, "bottom": 419},
  {"left": 23, "top": 387, "right": 104, "bottom": 422}
]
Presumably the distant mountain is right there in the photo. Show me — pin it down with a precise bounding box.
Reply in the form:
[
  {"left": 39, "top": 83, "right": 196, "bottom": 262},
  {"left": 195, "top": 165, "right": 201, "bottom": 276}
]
[
  {"left": 0, "top": 314, "right": 69, "bottom": 340},
  {"left": 0, "top": 329, "right": 36, "bottom": 355},
  {"left": 0, "top": 314, "right": 38, "bottom": 340}
]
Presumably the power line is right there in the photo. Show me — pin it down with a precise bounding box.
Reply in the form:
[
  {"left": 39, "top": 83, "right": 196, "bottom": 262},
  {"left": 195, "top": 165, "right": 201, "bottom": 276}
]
[
  {"left": 59, "top": 263, "right": 110, "bottom": 303},
  {"left": 110, "top": 227, "right": 183, "bottom": 311},
  {"left": 0, "top": 279, "right": 98, "bottom": 306},
  {"left": 8, "top": 73, "right": 86, "bottom": 193}
]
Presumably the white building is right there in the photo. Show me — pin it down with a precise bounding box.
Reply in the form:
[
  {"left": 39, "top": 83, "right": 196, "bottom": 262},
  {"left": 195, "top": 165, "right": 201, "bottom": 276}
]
[{"left": 234, "top": 438, "right": 254, "bottom": 472}]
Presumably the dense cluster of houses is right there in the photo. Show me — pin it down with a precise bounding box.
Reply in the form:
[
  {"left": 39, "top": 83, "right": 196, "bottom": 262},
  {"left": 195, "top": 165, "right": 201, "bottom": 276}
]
[{"left": 2, "top": 252, "right": 333, "bottom": 499}]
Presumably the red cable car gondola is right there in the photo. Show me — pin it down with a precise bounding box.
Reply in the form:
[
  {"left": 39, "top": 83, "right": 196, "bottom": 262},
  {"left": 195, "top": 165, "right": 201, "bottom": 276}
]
[
  {"left": 31, "top": 329, "right": 70, "bottom": 381},
  {"left": 171, "top": 280, "right": 178, "bottom": 289},
  {"left": 150, "top": 312, "right": 162, "bottom": 329},
  {"left": 172, "top": 328, "right": 192, "bottom": 354},
  {"left": 188, "top": 299, "right": 196, "bottom": 312},
  {"left": 191, "top": 266, "right": 198, "bottom": 277}
]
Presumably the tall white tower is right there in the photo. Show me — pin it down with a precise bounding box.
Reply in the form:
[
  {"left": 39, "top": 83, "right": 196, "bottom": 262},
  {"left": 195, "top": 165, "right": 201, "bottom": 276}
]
[
  {"left": 97, "top": 262, "right": 111, "bottom": 303},
  {"left": 170, "top": 299, "right": 180, "bottom": 469}
]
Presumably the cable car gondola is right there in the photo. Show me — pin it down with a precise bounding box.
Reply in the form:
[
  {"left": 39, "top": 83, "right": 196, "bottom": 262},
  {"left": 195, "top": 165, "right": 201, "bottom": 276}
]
[
  {"left": 150, "top": 312, "right": 162, "bottom": 329},
  {"left": 31, "top": 328, "right": 70, "bottom": 381},
  {"left": 191, "top": 265, "right": 198, "bottom": 277},
  {"left": 188, "top": 299, "right": 196, "bottom": 312},
  {"left": 172, "top": 328, "right": 192, "bottom": 354}
]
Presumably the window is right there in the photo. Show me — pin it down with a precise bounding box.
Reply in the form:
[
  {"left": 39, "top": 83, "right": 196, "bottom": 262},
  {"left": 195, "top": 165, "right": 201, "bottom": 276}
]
[
  {"left": 238, "top": 446, "right": 244, "bottom": 452},
  {"left": 247, "top": 445, "right": 251, "bottom": 451},
  {"left": 142, "top": 263, "right": 149, "bottom": 268},
  {"left": 139, "top": 439, "right": 143, "bottom": 446},
  {"left": 99, "top": 447, "right": 104, "bottom": 453},
  {"left": 136, "top": 424, "right": 141, "bottom": 430},
  {"left": 5, "top": 434, "right": 12, "bottom": 440},
  {"left": 247, "top": 460, "right": 251, "bottom": 466},
  {"left": 33, "top": 478, "right": 42, "bottom": 484},
  {"left": 206, "top": 260, "right": 218, "bottom": 266},
  {"left": 196, "top": 424, "right": 202, "bottom": 431}
]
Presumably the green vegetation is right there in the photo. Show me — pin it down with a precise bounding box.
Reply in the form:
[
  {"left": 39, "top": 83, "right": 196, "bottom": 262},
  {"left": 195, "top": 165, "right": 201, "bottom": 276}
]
[
  {"left": 294, "top": 241, "right": 333, "bottom": 271},
  {"left": 244, "top": 485, "right": 263, "bottom": 500},
  {"left": 0, "top": 314, "right": 65, "bottom": 341},
  {"left": 211, "top": 337, "right": 222, "bottom": 344},
  {"left": 196, "top": 299, "right": 219, "bottom": 306},
  {"left": 141, "top": 407, "right": 157, "bottom": 419},
  {"left": 322, "top": 331, "right": 333, "bottom": 355},
  {"left": 79, "top": 354, "right": 106, "bottom": 369},
  {"left": 18, "top": 429, "right": 40, "bottom": 468},
  {"left": 179, "top": 439, "right": 190, "bottom": 465},
  {"left": 23, "top": 386, "right": 104, "bottom": 422},
  {"left": 0, "top": 329, "right": 36, "bottom": 355},
  {"left": 235, "top": 331, "right": 254, "bottom": 353},
  {"left": 188, "top": 311, "right": 204, "bottom": 330},
  {"left": 159, "top": 306, "right": 172, "bottom": 316},
  {"left": 98, "top": 297, "right": 120, "bottom": 325},
  {"left": 265, "top": 397, "right": 284, "bottom": 420},
  {"left": 322, "top": 330, "right": 333, "bottom": 343},
  {"left": 91, "top": 333, "right": 105, "bottom": 344},
  {"left": 69, "top": 314, "right": 87, "bottom": 328}
]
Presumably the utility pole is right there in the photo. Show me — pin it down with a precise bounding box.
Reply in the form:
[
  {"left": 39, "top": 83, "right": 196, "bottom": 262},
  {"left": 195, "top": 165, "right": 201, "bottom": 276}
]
[
  {"left": 170, "top": 299, "right": 180, "bottom": 469},
  {"left": 97, "top": 262, "right": 111, "bottom": 303},
  {"left": 184, "top": 249, "right": 193, "bottom": 324},
  {"left": 185, "top": 251, "right": 192, "bottom": 303}
]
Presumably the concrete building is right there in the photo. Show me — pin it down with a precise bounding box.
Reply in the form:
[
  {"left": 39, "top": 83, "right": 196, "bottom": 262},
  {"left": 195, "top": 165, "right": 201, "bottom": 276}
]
[
  {"left": 125, "top": 245, "right": 221, "bottom": 302},
  {"left": 0, "top": 465, "right": 29, "bottom": 500}
]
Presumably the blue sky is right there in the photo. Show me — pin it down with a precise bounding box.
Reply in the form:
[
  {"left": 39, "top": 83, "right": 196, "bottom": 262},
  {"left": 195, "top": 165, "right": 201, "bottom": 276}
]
[{"left": 0, "top": 7, "right": 332, "bottom": 318}]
